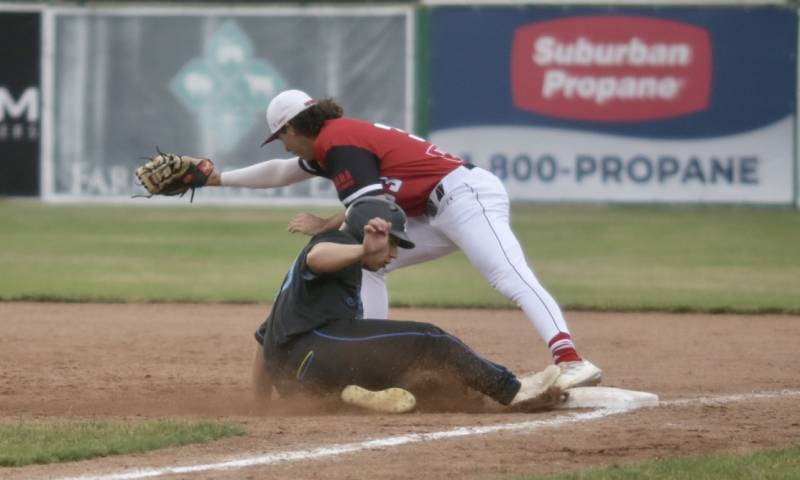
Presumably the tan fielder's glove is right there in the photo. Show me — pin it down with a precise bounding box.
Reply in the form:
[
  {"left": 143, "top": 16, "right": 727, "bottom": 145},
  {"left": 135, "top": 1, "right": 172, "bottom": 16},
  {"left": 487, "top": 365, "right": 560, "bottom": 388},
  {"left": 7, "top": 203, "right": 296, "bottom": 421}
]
[{"left": 134, "top": 150, "right": 214, "bottom": 201}]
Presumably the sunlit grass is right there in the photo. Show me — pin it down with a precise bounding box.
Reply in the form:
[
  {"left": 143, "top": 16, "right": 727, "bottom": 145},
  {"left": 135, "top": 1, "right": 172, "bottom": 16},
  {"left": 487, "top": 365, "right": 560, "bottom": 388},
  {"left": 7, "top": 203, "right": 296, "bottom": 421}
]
[
  {"left": 0, "top": 420, "right": 244, "bottom": 467},
  {"left": 1, "top": 201, "right": 798, "bottom": 313},
  {"left": 524, "top": 443, "right": 800, "bottom": 480}
]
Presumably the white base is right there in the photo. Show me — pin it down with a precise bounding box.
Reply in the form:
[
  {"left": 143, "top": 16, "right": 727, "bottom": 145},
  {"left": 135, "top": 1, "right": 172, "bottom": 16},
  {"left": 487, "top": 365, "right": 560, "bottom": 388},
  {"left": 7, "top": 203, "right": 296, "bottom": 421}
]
[{"left": 555, "top": 386, "right": 659, "bottom": 410}]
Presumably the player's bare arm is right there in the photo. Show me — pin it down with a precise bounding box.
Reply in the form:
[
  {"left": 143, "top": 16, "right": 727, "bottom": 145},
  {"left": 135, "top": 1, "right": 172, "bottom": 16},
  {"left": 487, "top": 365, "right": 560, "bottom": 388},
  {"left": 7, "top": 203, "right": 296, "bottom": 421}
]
[
  {"left": 306, "top": 217, "right": 392, "bottom": 273},
  {"left": 306, "top": 242, "right": 365, "bottom": 273},
  {"left": 288, "top": 211, "right": 346, "bottom": 235}
]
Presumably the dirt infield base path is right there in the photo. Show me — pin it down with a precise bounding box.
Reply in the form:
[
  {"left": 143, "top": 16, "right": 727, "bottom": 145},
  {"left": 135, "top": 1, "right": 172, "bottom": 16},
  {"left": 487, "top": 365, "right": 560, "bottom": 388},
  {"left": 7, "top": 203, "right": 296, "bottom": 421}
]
[{"left": 1, "top": 303, "right": 799, "bottom": 480}]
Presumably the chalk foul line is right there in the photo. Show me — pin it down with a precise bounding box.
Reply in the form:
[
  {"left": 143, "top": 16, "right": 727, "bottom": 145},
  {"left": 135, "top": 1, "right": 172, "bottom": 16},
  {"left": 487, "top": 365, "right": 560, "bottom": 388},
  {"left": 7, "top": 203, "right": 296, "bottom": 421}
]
[{"left": 59, "top": 389, "right": 800, "bottom": 480}]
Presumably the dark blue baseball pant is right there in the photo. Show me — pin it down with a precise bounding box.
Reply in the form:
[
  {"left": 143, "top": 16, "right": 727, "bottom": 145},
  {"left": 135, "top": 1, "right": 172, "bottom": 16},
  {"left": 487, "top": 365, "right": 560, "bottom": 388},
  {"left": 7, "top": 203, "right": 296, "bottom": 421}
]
[{"left": 262, "top": 318, "right": 521, "bottom": 405}]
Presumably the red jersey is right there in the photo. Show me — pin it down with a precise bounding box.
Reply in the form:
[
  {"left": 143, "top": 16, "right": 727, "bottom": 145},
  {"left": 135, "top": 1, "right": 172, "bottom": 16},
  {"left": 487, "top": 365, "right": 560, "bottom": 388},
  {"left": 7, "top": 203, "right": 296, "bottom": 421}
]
[{"left": 304, "top": 117, "right": 464, "bottom": 216}]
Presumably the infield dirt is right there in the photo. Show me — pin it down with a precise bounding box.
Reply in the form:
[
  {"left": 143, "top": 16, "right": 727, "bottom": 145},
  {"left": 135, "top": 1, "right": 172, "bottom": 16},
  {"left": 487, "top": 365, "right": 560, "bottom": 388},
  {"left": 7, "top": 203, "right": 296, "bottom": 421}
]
[{"left": 1, "top": 303, "right": 799, "bottom": 479}]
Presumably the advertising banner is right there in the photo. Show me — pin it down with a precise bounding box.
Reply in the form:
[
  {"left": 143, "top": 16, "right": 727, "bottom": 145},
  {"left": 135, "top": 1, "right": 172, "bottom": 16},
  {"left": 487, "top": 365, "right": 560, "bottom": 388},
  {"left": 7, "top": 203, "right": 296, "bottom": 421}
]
[
  {"left": 428, "top": 7, "right": 797, "bottom": 204},
  {"left": 0, "top": 11, "right": 40, "bottom": 196},
  {"left": 43, "top": 6, "right": 412, "bottom": 202}
]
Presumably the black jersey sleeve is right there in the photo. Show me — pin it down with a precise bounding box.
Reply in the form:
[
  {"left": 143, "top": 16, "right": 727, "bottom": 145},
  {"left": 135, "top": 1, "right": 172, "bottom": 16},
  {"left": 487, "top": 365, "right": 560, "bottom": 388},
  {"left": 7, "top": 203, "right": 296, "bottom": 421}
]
[
  {"left": 324, "top": 146, "right": 384, "bottom": 206},
  {"left": 300, "top": 230, "right": 362, "bottom": 281},
  {"left": 298, "top": 157, "right": 327, "bottom": 177}
]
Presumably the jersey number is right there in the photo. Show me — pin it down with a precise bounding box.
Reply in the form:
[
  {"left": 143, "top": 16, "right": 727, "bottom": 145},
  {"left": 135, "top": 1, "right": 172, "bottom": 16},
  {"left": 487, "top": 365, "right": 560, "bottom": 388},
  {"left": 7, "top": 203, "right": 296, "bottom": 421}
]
[
  {"left": 374, "top": 123, "right": 463, "bottom": 164},
  {"left": 380, "top": 177, "right": 403, "bottom": 203}
]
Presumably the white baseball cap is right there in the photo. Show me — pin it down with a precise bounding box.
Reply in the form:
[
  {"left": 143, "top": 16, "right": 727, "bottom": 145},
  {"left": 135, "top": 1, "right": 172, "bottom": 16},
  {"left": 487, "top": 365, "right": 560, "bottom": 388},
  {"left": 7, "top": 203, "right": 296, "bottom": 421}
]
[{"left": 261, "top": 89, "right": 317, "bottom": 146}]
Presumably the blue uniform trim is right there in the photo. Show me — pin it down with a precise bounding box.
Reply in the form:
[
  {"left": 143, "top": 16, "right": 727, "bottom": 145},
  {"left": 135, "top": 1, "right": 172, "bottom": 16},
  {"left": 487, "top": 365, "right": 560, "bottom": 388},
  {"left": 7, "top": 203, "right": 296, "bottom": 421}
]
[
  {"left": 277, "top": 253, "right": 302, "bottom": 297},
  {"left": 311, "top": 329, "right": 503, "bottom": 373}
]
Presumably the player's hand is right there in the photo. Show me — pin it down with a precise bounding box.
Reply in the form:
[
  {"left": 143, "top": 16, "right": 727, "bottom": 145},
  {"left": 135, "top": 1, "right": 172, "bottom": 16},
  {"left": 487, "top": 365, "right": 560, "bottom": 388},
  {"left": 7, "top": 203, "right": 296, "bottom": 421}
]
[
  {"left": 362, "top": 217, "right": 391, "bottom": 257},
  {"left": 288, "top": 213, "right": 328, "bottom": 235},
  {"left": 184, "top": 156, "right": 221, "bottom": 186}
]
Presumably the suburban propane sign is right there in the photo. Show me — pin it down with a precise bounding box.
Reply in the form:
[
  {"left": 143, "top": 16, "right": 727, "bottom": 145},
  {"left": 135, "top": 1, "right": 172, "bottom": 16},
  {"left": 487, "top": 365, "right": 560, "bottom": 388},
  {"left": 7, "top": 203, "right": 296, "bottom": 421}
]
[
  {"left": 511, "top": 16, "right": 712, "bottom": 121},
  {"left": 428, "top": 8, "right": 796, "bottom": 204}
]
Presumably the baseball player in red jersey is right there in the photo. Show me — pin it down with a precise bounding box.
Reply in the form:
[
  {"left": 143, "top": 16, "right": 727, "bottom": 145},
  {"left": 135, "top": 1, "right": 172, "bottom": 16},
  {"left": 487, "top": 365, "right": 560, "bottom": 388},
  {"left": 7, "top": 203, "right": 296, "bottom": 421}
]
[{"left": 203, "top": 89, "right": 602, "bottom": 390}]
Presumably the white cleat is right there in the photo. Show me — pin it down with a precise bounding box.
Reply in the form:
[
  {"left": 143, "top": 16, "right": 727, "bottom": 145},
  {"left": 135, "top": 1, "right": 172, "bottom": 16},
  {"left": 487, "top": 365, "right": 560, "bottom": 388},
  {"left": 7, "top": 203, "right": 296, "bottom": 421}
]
[
  {"left": 341, "top": 385, "right": 417, "bottom": 414},
  {"left": 555, "top": 359, "right": 603, "bottom": 390},
  {"left": 510, "top": 365, "right": 563, "bottom": 408}
]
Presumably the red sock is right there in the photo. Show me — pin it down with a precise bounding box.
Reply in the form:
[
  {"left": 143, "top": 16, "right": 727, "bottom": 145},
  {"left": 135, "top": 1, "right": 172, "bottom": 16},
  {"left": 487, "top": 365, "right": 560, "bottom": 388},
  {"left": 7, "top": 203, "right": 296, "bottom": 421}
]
[{"left": 548, "top": 332, "right": 582, "bottom": 364}]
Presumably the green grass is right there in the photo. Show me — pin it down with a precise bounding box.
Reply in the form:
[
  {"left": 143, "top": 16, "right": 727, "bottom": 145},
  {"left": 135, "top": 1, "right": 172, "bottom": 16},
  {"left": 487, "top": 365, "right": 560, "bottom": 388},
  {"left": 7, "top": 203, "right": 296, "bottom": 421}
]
[
  {"left": 0, "top": 420, "right": 244, "bottom": 467},
  {"left": 0, "top": 201, "right": 309, "bottom": 303},
  {"left": 525, "top": 443, "right": 800, "bottom": 480},
  {"left": 1, "top": 200, "right": 799, "bottom": 313},
  {"left": 390, "top": 204, "right": 800, "bottom": 313}
]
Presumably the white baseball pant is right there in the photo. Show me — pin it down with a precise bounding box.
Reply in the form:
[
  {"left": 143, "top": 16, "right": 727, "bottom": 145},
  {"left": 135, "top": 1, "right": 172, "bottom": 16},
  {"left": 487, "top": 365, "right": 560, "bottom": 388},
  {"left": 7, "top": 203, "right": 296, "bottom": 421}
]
[{"left": 361, "top": 166, "right": 572, "bottom": 346}]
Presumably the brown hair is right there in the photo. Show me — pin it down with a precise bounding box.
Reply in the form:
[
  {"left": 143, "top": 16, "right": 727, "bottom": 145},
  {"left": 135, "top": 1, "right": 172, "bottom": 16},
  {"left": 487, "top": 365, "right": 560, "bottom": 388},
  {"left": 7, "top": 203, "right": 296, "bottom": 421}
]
[{"left": 287, "top": 98, "right": 344, "bottom": 138}]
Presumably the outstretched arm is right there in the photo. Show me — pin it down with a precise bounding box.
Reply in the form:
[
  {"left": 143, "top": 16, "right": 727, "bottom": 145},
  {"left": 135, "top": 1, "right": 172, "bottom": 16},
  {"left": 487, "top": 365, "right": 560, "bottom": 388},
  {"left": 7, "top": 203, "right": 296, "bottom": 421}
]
[
  {"left": 305, "top": 217, "right": 391, "bottom": 273},
  {"left": 198, "top": 157, "right": 314, "bottom": 188}
]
